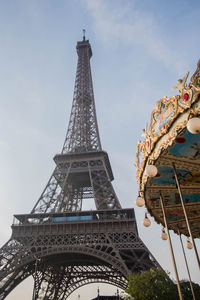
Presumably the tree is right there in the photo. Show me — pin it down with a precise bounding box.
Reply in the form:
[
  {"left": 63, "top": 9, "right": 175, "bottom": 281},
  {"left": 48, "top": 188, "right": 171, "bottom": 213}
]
[
  {"left": 126, "top": 268, "right": 177, "bottom": 300},
  {"left": 180, "top": 280, "right": 200, "bottom": 300},
  {"left": 126, "top": 268, "right": 200, "bottom": 300}
]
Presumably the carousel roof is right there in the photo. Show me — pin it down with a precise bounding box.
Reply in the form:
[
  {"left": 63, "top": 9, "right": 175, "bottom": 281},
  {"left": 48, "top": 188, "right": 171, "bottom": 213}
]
[{"left": 136, "top": 60, "right": 200, "bottom": 238}]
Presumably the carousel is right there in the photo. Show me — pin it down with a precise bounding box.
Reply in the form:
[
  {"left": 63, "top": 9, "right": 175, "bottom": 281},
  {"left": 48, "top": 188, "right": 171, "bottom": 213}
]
[{"left": 135, "top": 60, "right": 200, "bottom": 300}]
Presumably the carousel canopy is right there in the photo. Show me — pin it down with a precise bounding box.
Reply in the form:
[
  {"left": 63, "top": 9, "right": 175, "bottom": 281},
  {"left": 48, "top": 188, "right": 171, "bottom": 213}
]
[{"left": 136, "top": 60, "right": 200, "bottom": 238}]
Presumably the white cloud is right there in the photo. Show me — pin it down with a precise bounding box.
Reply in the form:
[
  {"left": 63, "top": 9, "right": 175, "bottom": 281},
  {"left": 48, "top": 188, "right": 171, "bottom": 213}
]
[{"left": 82, "top": 0, "right": 186, "bottom": 73}]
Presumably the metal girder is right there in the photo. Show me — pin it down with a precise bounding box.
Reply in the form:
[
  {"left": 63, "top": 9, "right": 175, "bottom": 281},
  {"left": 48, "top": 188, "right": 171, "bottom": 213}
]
[
  {"left": 33, "top": 264, "right": 127, "bottom": 299},
  {"left": 62, "top": 39, "right": 101, "bottom": 154},
  {"left": 32, "top": 154, "right": 121, "bottom": 213},
  {"left": 0, "top": 219, "right": 159, "bottom": 299}
]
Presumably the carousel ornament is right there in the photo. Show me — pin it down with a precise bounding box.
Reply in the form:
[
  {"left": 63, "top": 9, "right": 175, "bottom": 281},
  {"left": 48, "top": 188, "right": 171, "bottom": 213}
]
[
  {"left": 190, "top": 59, "right": 200, "bottom": 86},
  {"left": 161, "top": 228, "right": 168, "bottom": 240},
  {"left": 145, "top": 164, "right": 158, "bottom": 177},
  {"left": 143, "top": 213, "right": 151, "bottom": 227},
  {"left": 136, "top": 194, "right": 145, "bottom": 207},
  {"left": 172, "top": 71, "right": 189, "bottom": 91},
  {"left": 187, "top": 117, "right": 200, "bottom": 134},
  {"left": 141, "top": 128, "right": 147, "bottom": 139},
  {"left": 186, "top": 238, "right": 193, "bottom": 249},
  {"left": 141, "top": 124, "right": 151, "bottom": 154},
  {"left": 182, "top": 92, "right": 189, "bottom": 102}
]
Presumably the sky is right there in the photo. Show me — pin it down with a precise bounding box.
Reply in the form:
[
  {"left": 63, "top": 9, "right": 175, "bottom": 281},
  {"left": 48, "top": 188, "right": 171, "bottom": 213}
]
[{"left": 0, "top": 0, "right": 200, "bottom": 299}]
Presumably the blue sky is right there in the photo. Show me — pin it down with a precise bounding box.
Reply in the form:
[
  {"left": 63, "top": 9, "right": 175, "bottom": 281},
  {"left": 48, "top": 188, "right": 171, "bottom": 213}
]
[{"left": 0, "top": 0, "right": 200, "bottom": 299}]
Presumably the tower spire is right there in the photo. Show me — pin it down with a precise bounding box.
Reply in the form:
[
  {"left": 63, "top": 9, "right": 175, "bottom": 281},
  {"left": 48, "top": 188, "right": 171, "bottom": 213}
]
[{"left": 62, "top": 36, "right": 101, "bottom": 154}]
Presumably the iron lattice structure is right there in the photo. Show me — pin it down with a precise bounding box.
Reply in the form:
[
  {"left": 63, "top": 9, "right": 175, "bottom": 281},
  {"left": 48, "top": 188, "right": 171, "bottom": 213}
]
[{"left": 0, "top": 36, "right": 160, "bottom": 299}]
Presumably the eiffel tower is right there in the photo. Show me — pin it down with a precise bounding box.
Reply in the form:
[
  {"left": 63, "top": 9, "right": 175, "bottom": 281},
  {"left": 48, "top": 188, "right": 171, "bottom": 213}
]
[{"left": 0, "top": 34, "right": 160, "bottom": 299}]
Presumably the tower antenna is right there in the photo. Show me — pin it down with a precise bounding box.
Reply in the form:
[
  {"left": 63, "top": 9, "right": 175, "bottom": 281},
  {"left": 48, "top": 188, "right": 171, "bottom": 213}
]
[{"left": 83, "top": 29, "right": 86, "bottom": 41}]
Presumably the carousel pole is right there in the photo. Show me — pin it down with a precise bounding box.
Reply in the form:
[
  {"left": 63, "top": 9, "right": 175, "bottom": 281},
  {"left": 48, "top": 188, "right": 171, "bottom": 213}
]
[
  {"left": 178, "top": 228, "right": 196, "bottom": 300},
  {"left": 159, "top": 192, "right": 183, "bottom": 300},
  {"left": 172, "top": 163, "right": 200, "bottom": 269}
]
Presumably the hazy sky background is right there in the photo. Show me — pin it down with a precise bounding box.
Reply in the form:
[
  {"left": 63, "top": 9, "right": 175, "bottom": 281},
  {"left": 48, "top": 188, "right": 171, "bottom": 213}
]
[{"left": 0, "top": 0, "right": 200, "bottom": 299}]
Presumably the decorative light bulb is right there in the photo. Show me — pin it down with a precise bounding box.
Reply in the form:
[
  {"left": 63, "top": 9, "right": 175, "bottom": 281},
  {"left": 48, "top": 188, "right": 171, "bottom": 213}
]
[
  {"left": 143, "top": 213, "right": 151, "bottom": 227},
  {"left": 136, "top": 196, "right": 145, "bottom": 207},
  {"left": 145, "top": 165, "right": 158, "bottom": 177},
  {"left": 161, "top": 228, "right": 168, "bottom": 240},
  {"left": 187, "top": 117, "right": 200, "bottom": 134},
  {"left": 186, "top": 238, "right": 193, "bottom": 249}
]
